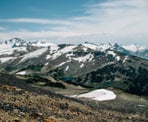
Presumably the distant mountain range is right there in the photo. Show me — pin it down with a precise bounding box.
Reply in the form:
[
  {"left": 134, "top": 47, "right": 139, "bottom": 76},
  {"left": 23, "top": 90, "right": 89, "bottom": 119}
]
[
  {"left": 0, "top": 38, "right": 148, "bottom": 95},
  {"left": 0, "top": 38, "right": 147, "bottom": 59}
]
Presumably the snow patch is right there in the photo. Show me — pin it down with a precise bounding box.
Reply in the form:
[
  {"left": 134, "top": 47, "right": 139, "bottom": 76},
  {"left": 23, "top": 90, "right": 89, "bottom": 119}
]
[
  {"left": 20, "top": 48, "right": 47, "bottom": 62},
  {"left": 66, "top": 53, "right": 74, "bottom": 58},
  {"left": 0, "top": 47, "right": 27, "bottom": 56},
  {"left": 65, "top": 66, "right": 69, "bottom": 71},
  {"left": 73, "top": 53, "right": 94, "bottom": 63},
  {"left": 71, "top": 89, "right": 116, "bottom": 101},
  {"left": 138, "top": 105, "right": 145, "bottom": 107},
  {"left": 82, "top": 47, "right": 88, "bottom": 52},
  {"left": 49, "top": 45, "right": 59, "bottom": 54},
  {"left": 82, "top": 43, "right": 98, "bottom": 50},
  {"left": 59, "top": 45, "right": 76, "bottom": 54},
  {"left": 57, "top": 62, "right": 67, "bottom": 67},
  {"left": 107, "top": 51, "right": 116, "bottom": 57},
  {"left": 0, "top": 57, "right": 16, "bottom": 63},
  {"left": 115, "top": 56, "right": 120, "bottom": 61},
  {"left": 98, "top": 43, "right": 112, "bottom": 51},
  {"left": 80, "top": 63, "right": 84, "bottom": 68},
  {"left": 66, "top": 52, "right": 74, "bottom": 60},
  {"left": 57, "top": 60, "right": 71, "bottom": 67},
  {"left": 45, "top": 62, "right": 49, "bottom": 66},
  {"left": 123, "top": 56, "right": 128, "bottom": 63},
  {"left": 0, "top": 39, "right": 27, "bottom": 56},
  {"left": 46, "top": 54, "right": 51, "bottom": 60},
  {"left": 16, "top": 71, "right": 26, "bottom": 75},
  {"left": 46, "top": 45, "right": 76, "bottom": 60},
  {"left": 101, "top": 62, "right": 115, "bottom": 68},
  {"left": 123, "top": 44, "right": 147, "bottom": 52},
  {"left": 32, "top": 41, "right": 56, "bottom": 47}
]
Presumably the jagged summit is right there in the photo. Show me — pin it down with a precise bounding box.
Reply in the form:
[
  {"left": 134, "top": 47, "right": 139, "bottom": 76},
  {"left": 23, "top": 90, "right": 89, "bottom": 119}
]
[
  {"left": 123, "top": 44, "right": 147, "bottom": 52},
  {"left": 32, "top": 40, "right": 57, "bottom": 47},
  {"left": 0, "top": 38, "right": 148, "bottom": 59},
  {"left": 4, "top": 38, "right": 30, "bottom": 47}
]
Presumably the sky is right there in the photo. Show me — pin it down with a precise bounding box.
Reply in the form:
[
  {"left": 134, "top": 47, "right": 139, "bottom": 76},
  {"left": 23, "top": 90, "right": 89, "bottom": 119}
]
[{"left": 0, "top": 0, "right": 148, "bottom": 45}]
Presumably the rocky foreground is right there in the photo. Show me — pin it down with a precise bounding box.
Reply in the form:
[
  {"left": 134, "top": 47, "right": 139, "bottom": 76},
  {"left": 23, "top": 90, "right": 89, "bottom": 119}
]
[
  {"left": 0, "top": 85, "right": 147, "bottom": 122},
  {"left": 0, "top": 73, "right": 148, "bottom": 122}
]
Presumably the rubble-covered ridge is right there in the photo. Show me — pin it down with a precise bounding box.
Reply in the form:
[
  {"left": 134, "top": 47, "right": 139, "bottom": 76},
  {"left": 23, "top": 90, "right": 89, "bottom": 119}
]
[{"left": 0, "top": 73, "right": 148, "bottom": 122}]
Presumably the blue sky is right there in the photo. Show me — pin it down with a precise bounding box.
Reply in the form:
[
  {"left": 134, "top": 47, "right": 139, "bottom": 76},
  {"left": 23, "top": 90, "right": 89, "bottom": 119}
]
[{"left": 0, "top": 0, "right": 148, "bottom": 45}]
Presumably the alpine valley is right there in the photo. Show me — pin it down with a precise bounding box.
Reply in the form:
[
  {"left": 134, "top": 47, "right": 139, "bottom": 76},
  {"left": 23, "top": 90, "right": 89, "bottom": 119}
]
[{"left": 0, "top": 38, "right": 148, "bottom": 121}]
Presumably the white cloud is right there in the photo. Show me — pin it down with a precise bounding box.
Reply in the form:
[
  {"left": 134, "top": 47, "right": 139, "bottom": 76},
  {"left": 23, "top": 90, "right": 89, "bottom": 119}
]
[
  {"left": 0, "top": 30, "right": 84, "bottom": 42},
  {"left": 0, "top": 0, "right": 148, "bottom": 45},
  {"left": 0, "top": 27, "right": 6, "bottom": 31},
  {"left": 0, "top": 18, "right": 72, "bottom": 25}
]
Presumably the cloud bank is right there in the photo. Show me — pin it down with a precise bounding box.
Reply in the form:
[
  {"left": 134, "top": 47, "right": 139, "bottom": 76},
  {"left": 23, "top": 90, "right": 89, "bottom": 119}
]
[{"left": 0, "top": 0, "right": 148, "bottom": 45}]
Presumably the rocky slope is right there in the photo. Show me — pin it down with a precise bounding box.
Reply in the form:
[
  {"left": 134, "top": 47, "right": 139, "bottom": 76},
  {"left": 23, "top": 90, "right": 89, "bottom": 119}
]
[{"left": 0, "top": 73, "right": 148, "bottom": 122}]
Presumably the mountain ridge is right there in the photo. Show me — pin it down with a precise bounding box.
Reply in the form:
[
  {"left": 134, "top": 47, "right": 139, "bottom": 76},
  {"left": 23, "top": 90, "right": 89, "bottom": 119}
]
[
  {"left": 1, "top": 38, "right": 147, "bottom": 59},
  {"left": 0, "top": 38, "right": 148, "bottom": 96}
]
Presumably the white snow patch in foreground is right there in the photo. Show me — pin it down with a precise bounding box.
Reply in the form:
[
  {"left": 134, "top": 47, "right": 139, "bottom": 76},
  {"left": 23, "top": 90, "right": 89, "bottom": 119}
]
[
  {"left": 16, "top": 71, "right": 26, "bottom": 75},
  {"left": 71, "top": 89, "right": 116, "bottom": 101}
]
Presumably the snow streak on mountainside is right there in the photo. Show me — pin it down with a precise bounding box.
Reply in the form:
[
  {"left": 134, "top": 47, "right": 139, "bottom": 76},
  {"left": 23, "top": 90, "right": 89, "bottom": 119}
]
[{"left": 20, "top": 48, "right": 48, "bottom": 63}]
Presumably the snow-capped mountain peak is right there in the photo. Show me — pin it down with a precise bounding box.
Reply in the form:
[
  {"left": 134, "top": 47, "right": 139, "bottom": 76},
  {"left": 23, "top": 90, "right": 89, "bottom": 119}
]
[
  {"left": 0, "top": 38, "right": 148, "bottom": 59},
  {"left": 123, "top": 44, "right": 147, "bottom": 52},
  {"left": 97, "top": 43, "right": 112, "bottom": 51},
  {"left": 32, "top": 41, "right": 57, "bottom": 47},
  {"left": 0, "top": 38, "right": 30, "bottom": 57},
  {"left": 82, "top": 42, "right": 98, "bottom": 50},
  {"left": 82, "top": 42, "right": 112, "bottom": 51},
  {"left": 4, "top": 38, "right": 30, "bottom": 48}
]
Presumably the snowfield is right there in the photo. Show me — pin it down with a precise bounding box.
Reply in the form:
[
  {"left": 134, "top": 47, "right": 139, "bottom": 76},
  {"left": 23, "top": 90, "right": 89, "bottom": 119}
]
[
  {"left": 0, "top": 57, "right": 16, "bottom": 63},
  {"left": 73, "top": 53, "right": 94, "bottom": 63},
  {"left": 107, "top": 51, "right": 116, "bottom": 57},
  {"left": 16, "top": 71, "right": 26, "bottom": 75},
  {"left": 0, "top": 47, "right": 27, "bottom": 56},
  {"left": 71, "top": 89, "right": 117, "bottom": 101},
  {"left": 82, "top": 43, "right": 98, "bottom": 50},
  {"left": 98, "top": 43, "right": 112, "bottom": 51},
  {"left": 123, "top": 56, "right": 129, "bottom": 63},
  {"left": 46, "top": 45, "right": 76, "bottom": 60},
  {"left": 32, "top": 41, "right": 56, "bottom": 47},
  {"left": 20, "top": 48, "right": 48, "bottom": 62},
  {"left": 123, "top": 44, "right": 147, "bottom": 52},
  {"left": 80, "top": 63, "right": 84, "bottom": 68}
]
